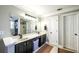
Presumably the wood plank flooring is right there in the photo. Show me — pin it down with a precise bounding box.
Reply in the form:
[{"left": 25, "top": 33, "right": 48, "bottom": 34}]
[
  {"left": 58, "top": 48, "right": 74, "bottom": 53},
  {"left": 36, "top": 44, "right": 53, "bottom": 53},
  {"left": 36, "top": 43, "right": 74, "bottom": 53}
]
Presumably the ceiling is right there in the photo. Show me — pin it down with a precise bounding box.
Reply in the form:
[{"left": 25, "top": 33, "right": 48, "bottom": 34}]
[{"left": 15, "top": 5, "right": 79, "bottom": 17}]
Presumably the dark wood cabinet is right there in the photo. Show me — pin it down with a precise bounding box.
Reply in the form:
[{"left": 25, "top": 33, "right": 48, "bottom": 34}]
[
  {"left": 23, "top": 42, "right": 27, "bottom": 53},
  {"left": 39, "top": 34, "right": 46, "bottom": 47},
  {"left": 15, "top": 42, "right": 24, "bottom": 53},
  {"left": 42, "top": 34, "right": 46, "bottom": 44},
  {"left": 15, "top": 34, "right": 46, "bottom": 53},
  {"left": 15, "top": 40, "right": 33, "bottom": 53},
  {"left": 26, "top": 40, "right": 33, "bottom": 53}
]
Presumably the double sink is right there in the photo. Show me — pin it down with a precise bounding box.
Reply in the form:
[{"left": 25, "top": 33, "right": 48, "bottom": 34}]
[{"left": 15, "top": 33, "right": 41, "bottom": 44}]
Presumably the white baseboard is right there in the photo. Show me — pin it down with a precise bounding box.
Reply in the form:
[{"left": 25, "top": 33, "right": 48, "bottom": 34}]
[{"left": 58, "top": 45, "right": 63, "bottom": 48}]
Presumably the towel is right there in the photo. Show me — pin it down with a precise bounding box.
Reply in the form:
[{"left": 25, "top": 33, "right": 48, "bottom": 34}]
[{"left": 33, "top": 39, "right": 39, "bottom": 51}]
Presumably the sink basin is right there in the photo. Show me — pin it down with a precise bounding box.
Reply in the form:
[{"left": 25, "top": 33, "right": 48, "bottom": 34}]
[
  {"left": 22, "top": 38, "right": 28, "bottom": 40},
  {"left": 20, "top": 37, "right": 28, "bottom": 40}
]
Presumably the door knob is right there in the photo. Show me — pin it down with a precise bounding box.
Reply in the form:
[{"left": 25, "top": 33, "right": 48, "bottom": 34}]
[
  {"left": 50, "top": 32, "right": 52, "bottom": 34},
  {"left": 75, "top": 33, "right": 77, "bottom": 36}
]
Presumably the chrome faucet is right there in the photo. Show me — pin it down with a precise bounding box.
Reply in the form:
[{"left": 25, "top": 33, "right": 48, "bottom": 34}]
[{"left": 18, "top": 34, "right": 22, "bottom": 39}]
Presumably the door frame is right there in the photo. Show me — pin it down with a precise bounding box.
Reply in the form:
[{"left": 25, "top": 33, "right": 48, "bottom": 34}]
[{"left": 60, "top": 11, "right": 79, "bottom": 52}]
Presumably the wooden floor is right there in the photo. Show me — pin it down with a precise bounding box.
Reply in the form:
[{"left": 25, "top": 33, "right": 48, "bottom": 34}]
[
  {"left": 58, "top": 48, "right": 74, "bottom": 53},
  {"left": 36, "top": 43, "right": 74, "bottom": 53},
  {"left": 36, "top": 44, "right": 53, "bottom": 53}
]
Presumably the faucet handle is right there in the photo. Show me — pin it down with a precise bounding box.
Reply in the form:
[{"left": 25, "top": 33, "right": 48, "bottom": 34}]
[{"left": 18, "top": 34, "right": 22, "bottom": 39}]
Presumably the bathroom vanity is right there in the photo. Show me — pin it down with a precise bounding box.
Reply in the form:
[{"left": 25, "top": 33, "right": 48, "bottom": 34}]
[
  {"left": 0, "top": 32, "right": 46, "bottom": 53},
  {"left": 15, "top": 32, "right": 46, "bottom": 53}
]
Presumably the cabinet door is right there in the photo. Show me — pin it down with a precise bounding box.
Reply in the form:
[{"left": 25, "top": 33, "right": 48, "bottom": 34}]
[
  {"left": 15, "top": 44, "right": 19, "bottom": 53},
  {"left": 38, "top": 36, "right": 41, "bottom": 47},
  {"left": 15, "top": 40, "right": 33, "bottom": 53},
  {"left": 15, "top": 43, "right": 24, "bottom": 53},
  {"left": 39, "top": 34, "right": 46, "bottom": 47},
  {"left": 19, "top": 43, "right": 24, "bottom": 53},
  {"left": 41, "top": 34, "right": 46, "bottom": 45},
  {"left": 42, "top": 34, "right": 46, "bottom": 44},
  {"left": 26, "top": 40, "right": 33, "bottom": 53},
  {"left": 23, "top": 42, "right": 27, "bottom": 53}
]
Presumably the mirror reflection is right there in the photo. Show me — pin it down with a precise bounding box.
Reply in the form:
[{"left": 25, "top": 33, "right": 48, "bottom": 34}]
[
  {"left": 10, "top": 15, "right": 41, "bottom": 36},
  {"left": 10, "top": 16, "right": 19, "bottom": 36}
]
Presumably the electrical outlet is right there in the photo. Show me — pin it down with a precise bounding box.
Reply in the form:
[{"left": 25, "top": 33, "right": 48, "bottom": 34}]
[
  {"left": 0, "top": 31, "right": 2, "bottom": 35},
  {"left": 0, "top": 31, "right": 4, "bottom": 36}
]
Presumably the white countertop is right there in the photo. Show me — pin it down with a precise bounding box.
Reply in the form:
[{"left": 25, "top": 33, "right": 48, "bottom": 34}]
[
  {"left": 13, "top": 32, "right": 47, "bottom": 44},
  {"left": 2, "top": 32, "right": 46, "bottom": 46},
  {"left": 2, "top": 37, "right": 15, "bottom": 46}
]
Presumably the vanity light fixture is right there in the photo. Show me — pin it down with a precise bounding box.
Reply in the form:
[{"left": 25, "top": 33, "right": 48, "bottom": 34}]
[
  {"left": 25, "top": 14, "right": 36, "bottom": 19},
  {"left": 57, "top": 8, "right": 63, "bottom": 11},
  {"left": 25, "top": 13, "right": 37, "bottom": 21}
]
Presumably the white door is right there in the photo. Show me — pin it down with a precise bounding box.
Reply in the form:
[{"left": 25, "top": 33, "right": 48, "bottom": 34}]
[
  {"left": 47, "top": 16, "right": 58, "bottom": 46},
  {"left": 73, "top": 14, "right": 78, "bottom": 51},
  {"left": 76, "top": 14, "right": 79, "bottom": 52},
  {"left": 64, "top": 15, "right": 74, "bottom": 50},
  {"left": 64, "top": 14, "right": 79, "bottom": 52}
]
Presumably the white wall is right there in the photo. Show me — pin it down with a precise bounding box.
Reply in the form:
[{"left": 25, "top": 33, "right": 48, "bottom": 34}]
[
  {"left": 40, "top": 18, "right": 48, "bottom": 32},
  {"left": 0, "top": 5, "right": 37, "bottom": 38}
]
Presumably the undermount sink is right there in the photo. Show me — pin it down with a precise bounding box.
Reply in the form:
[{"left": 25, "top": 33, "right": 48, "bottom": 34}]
[
  {"left": 17, "top": 37, "right": 28, "bottom": 41},
  {"left": 21, "top": 38, "right": 28, "bottom": 40},
  {"left": 22, "top": 38, "right": 28, "bottom": 40}
]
